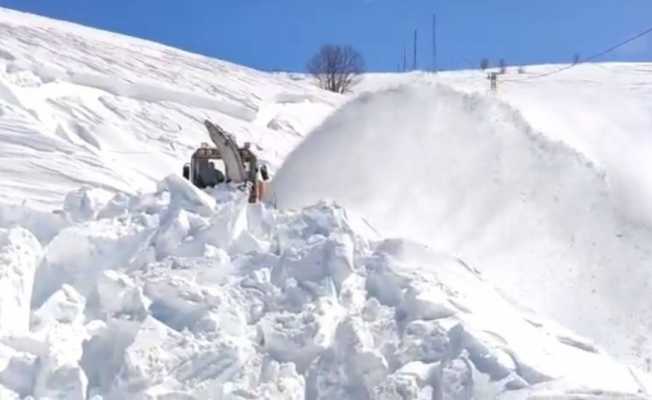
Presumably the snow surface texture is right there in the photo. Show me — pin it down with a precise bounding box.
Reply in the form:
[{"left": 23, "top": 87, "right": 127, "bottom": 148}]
[{"left": 1, "top": 180, "right": 651, "bottom": 399}]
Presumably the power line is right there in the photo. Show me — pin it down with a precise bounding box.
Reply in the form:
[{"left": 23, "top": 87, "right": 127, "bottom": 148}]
[{"left": 504, "top": 25, "right": 652, "bottom": 82}]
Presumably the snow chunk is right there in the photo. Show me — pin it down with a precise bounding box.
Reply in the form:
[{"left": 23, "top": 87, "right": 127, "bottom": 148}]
[
  {"left": 33, "top": 217, "right": 151, "bottom": 305},
  {"left": 0, "top": 227, "right": 42, "bottom": 336},
  {"left": 33, "top": 284, "right": 86, "bottom": 327},
  {"left": 64, "top": 187, "right": 115, "bottom": 222},
  {"left": 260, "top": 298, "right": 343, "bottom": 372},
  {"left": 275, "top": 234, "right": 355, "bottom": 288},
  {"left": 29, "top": 286, "right": 90, "bottom": 400},
  {"left": 0, "top": 344, "right": 38, "bottom": 397},
  {"left": 250, "top": 359, "right": 305, "bottom": 400},
  {"left": 154, "top": 207, "right": 191, "bottom": 258},
  {"left": 97, "top": 270, "right": 150, "bottom": 319},
  {"left": 81, "top": 319, "right": 140, "bottom": 395},
  {"left": 0, "top": 204, "right": 68, "bottom": 244},
  {"left": 34, "top": 362, "right": 88, "bottom": 400},
  {"left": 159, "top": 174, "right": 216, "bottom": 217},
  {"left": 306, "top": 316, "right": 392, "bottom": 399},
  {"left": 112, "top": 316, "right": 255, "bottom": 397},
  {"left": 396, "top": 319, "right": 463, "bottom": 366},
  {"left": 200, "top": 195, "right": 249, "bottom": 251}
]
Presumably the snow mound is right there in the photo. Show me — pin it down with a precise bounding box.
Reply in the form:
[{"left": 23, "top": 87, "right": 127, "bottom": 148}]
[
  {"left": 0, "top": 177, "right": 649, "bottom": 399},
  {"left": 272, "top": 83, "right": 652, "bottom": 364}
]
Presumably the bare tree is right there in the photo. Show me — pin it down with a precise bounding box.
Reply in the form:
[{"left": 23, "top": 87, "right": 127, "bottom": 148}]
[
  {"left": 499, "top": 58, "right": 507, "bottom": 74},
  {"left": 307, "top": 45, "right": 365, "bottom": 93},
  {"left": 480, "top": 58, "right": 490, "bottom": 71}
]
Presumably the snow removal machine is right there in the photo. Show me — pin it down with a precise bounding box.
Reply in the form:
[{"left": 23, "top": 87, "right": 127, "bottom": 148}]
[{"left": 183, "top": 120, "right": 269, "bottom": 203}]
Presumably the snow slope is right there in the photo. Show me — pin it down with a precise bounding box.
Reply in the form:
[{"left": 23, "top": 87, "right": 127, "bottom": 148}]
[
  {"left": 0, "top": 5, "right": 651, "bottom": 399},
  {"left": 0, "top": 7, "right": 338, "bottom": 210}
]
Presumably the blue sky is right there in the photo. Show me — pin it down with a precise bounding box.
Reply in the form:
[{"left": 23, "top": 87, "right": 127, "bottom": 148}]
[{"left": 0, "top": 0, "right": 650, "bottom": 72}]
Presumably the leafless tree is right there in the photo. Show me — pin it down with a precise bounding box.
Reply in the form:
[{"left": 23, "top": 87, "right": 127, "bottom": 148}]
[
  {"left": 499, "top": 58, "right": 507, "bottom": 74},
  {"left": 307, "top": 45, "right": 365, "bottom": 93},
  {"left": 480, "top": 58, "right": 490, "bottom": 71}
]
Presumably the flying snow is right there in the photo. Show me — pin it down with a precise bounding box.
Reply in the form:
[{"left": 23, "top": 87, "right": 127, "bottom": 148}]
[{"left": 273, "top": 83, "right": 652, "bottom": 362}]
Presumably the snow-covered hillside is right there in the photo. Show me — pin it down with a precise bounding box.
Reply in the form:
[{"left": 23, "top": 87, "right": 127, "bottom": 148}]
[
  {"left": 0, "top": 6, "right": 652, "bottom": 400},
  {"left": 0, "top": 7, "right": 338, "bottom": 210}
]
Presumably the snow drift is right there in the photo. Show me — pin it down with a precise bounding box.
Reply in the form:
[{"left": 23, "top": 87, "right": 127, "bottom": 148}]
[{"left": 272, "top": 84, "right": 652, "bottom": 363}]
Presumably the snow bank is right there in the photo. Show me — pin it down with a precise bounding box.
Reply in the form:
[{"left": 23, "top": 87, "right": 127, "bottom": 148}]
[{"left": 272, "top": 83, "right": 652, "bottom": 363}]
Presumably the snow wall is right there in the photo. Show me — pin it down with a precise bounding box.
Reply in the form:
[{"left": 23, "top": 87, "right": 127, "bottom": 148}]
[{"left": 272, "top": 83, "right": 652, "bottom": 363}]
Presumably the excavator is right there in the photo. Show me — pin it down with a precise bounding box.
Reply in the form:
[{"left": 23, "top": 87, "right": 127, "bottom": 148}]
[{"left": 182, "top": 120, "right": 269, "bottom": 203}]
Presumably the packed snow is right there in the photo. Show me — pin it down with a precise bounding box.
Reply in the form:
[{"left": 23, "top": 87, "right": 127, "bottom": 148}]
[{"left": 0, "top": 5, "right": 651, "bottom": 400}]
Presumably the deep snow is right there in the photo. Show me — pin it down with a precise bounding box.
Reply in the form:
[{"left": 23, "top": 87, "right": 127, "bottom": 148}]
[
  {"left": 0, "top": 5, "right": 651, "bottom": 400},
  {"left": 2, "top": 181, "right": 651, "bottom": 399}
]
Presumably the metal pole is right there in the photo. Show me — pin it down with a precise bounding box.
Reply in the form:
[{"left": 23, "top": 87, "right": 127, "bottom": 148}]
[
  {"left": 413, "top": 29, "right": 418, "bottom": 70},
  {"left": 403, "top": 46, "right": 407, "bottom": 72},
  {"left": 432, "top": 13, "right": 437, "bottom": 72}
]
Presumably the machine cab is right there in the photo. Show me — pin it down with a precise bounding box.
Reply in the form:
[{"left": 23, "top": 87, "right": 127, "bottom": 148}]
[{"left": 183, "top": 144, "right": 227, "bottom": 189}]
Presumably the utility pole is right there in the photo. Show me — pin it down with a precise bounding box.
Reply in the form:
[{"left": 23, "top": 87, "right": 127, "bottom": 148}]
[
  {"left": 432, "top": 13, "right": 437, "bottom": 73},
  {"left": 413, "top": 29, "right": 418, "bottom": 70},
  {"left": 402, "top": 46, "right": 407, "bottom": 72}
]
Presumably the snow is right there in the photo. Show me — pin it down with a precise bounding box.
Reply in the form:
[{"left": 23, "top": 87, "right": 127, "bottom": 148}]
[
  {"left": 0, "top": 227, "right": 42, "bottom": 336},
  {"left": 0, "top": 5, "right": 651, "bottom": 400},
  {"left": 0, "top": 6, "right": 338, "bottom": 211},
  {"left": 273, "top": 81, "right": 652, "bottom": 366},
  {"left": 0, "top": 177, "right": 647, "bottom": 399}
]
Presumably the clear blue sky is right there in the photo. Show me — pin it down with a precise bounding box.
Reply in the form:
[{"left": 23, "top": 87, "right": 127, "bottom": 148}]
[{"left": 0, "top": 0, "right": 650, "bottom": 72}]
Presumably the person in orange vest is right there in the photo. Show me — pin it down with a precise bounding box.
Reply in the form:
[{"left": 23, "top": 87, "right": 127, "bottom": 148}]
[{"left": 255, "top": 164, "right": 270, "bottom": 202}]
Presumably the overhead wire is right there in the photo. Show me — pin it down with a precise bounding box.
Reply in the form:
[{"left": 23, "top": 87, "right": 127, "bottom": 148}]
[{"left": 502, "top": 25, "right": 652, "bottom": 82}]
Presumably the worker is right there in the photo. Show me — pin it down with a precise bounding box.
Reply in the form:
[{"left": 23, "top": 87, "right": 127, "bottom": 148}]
[
  {"left": 210, "top": 162, "right": 226, "bottom": 184},
  {"left": 488, "top": 72, "right": 498, "bottom": 92},
  {"left": 255, "top": 164, "right": 270, "bottom": 202}
]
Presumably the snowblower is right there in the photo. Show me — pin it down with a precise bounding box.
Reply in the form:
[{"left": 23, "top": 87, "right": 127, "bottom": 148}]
[{"left": 182, "top": 120, "right": 269, "bottom": 203}]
